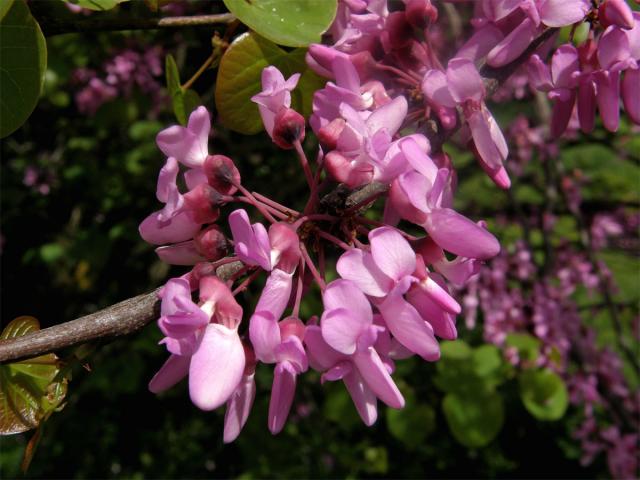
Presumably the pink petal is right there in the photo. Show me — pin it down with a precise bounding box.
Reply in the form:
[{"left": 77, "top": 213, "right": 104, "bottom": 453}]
[
  {"left": 369, "top": 227, "right": 416, "bottom": 281},
  {"left": 365, "top": 96, "right": 408, "bottom": 136},
  {"left": 467, "top": 110, "right": 504, "bottom": 170},
  {"left": 598, "top": 26, "right": 631, "bottom": 71},
  {"left": 249, "top": 311, "right": 281, "bottom": 364},
  {"left": 268, "top": 362, "right": 297, "bottom": 434},
  {"left": 407, "top": 287, "right": 458, "bottom": 340},
  {"left": 447, "top": 58, "right": 485, "bottom": 103},
  {"left": 398, "top": 170, "right": 431, "bottom": 213},
  {"left": 148, "top": 354, "right": 190, "bottom": 393},
  {"left": 422, "top": 70, "right": 457, "bottom": 108},
  {"left": 578, "top": 79, "right": 597, "bottom": 133},
  {"left": 399, "top": 137, "right": 439, "bottom": 183},
  {"left": 254, "top": 268, "right": 294, "bottom": 321},
  {"left": 378, "top": 292, "right": 440, "bottom": 361},
  {"left": 322, "top": 307, "right": 371, "bottom": 355},
  {"left": 333, "top": 55, "right": 361, "bottom": 92},
  {"left": 551, "top": 44, "right": 579, "bottom": 88},
  {"left": 322, "top": 361, "right": 353, "bottom": 382},
  {"left": 353, "top": 347, "right": 405, "bottom": 409},
  {"left": 156, "top": 157, "right": 179, "bottom": 203},
  {"left": 275, "top": 336, "right": 308, "bottom": 373},
  {"left": 343, "top": 370, "right": 378, "bottom": 426},
  {"left": 139, "top": 210, "right": 200, "bottom": 245},
  {"left": 322, "top": 279, "right": 373, "bottom": 321},
  {"left": 223, "top": 374, "right": 256, "bottom": 443},
  {"left": 594, "top": 71, "right": 621, "bottom": 132},
  {"left": 337, "top": 249, "right": 393, "bottom": 297},
  {"left": 229, "top": 209, "right": 272, "bottom": 270},
  {"left": 304, "top": 325, "right": 346, "bottom": 371},
  {"left": 189, "top": 324, "right": 245, "bottom": 411},
  {"left": 456, "top": 24, "right": 504, "bottom": 61},
  {"left": 424, "top": 208, "right": 501, "bottom": 259},
  {"left": 622, "top": 69, "right": 640, "bottom": 124},
  {"left": 155, "top": 241, "right": 206, "bottom": 266},
  {"left": 550, "top": 88, "right": 576, "bottom": 138},
  {"left": 184, "top": 167, "right": 208, "bottom": 190},
  {"left": 487, "top": 18, "right": 539, "bottom": 67},
  {"left": 527, "top": 55, "right": 553, "bottom": 91},
  {"left": 539, "top": 0, "right": 589, "bottom": 27}
]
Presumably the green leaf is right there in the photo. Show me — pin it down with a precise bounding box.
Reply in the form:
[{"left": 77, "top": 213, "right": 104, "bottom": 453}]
[
  {"left": 442, "top": 392, "right": 504, "bottom": 448},
  {"left": 64, "top": 0, "right": 128, "bottom": 11},
  {"left": 386, "top": 403, "right": 436, "bottom": 449},
  {"left": 173, "top": 89, "right": 201, "bottom": 127},
  {"left": 472, "top": 344, "right": 503, "bottom": 378},
  {"left": 164, "top": 54, "right": 201, "bottom": 125},
  {"left": 215, "top": 32, "right": 325, "bottom": 134},
  {"left": 0, "top": 317, "right": 68, "bottom": 435},
  {"left": 519, "top": 369, "right": 569, "bottom": 421},
  {"left": 505, "top": 333, "right": 541, "bottom": 365},
  {"left": 0, "top": 0, "right": 15, "bottom": 20},
  {"left": 0, "top": 0, "right": 47, "bottom": 138},
  {"left": 223, "top": 0, "right": 337, "bottom": 47}
]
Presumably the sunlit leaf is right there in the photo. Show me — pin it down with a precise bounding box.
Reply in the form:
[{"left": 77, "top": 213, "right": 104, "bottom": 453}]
[
  {"left": 0, "top": 0, "right": 47, "bottom": 138},
  {"left": 215, "top": 32, "right": 325, "bottom": 134},
  {"left": 0, "top": 0, "right": 15, "bottom": 20},
  {"left": 519, "top": 369, "right": 569, "bottom": 421},
  {"left": 505, "top": 333, "right": 541, "bottom": 365},
  {"left": 223, "top": 0, "right": 337, "bottom": 47}
]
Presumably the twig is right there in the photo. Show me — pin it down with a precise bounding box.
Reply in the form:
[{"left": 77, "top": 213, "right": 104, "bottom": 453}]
[
  {"left": 32, "top": 8, "right": 236, "bottom": 37},
  {"left": 0, "top": 262, "right": 243, "bottom": 363}
]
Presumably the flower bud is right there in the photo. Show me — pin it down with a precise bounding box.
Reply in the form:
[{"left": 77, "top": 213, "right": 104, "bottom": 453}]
[
  {"left": 405, "top": 0, "right": 438, "bottom": 29},
  {"left": 183, "top": 184, "right": 223, "bottom": 223},
  {"left": 272, "top": 108, "right": 306, "bottom": 149},
  {"left": 203, "top": 155, "right": 241, "bottom": 195},
  {"left": 194, "top": 225, "right": 229, "bottom": 260},
  {"left": 599, "top": 0, "right": 635, "bottom": 29},
  {"left": 317, "top": 118, "right": 345, "bottom": 151}
]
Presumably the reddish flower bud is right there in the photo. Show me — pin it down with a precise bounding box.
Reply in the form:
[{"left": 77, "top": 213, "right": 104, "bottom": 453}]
[
  {"left": 204, "top": 155, "right": 241, "bottom": 195},
  {"left": 194, "top": 225, "right": 229, "bottom": 261},
  {"left": 183, "top": 184, "right": 222, "bottom": 224},
  {"left": 405, "top": 0, "right": 438, "bottom": 29},
  {"left": 318, "top": 118, "right": 346, "bottom": 151},
  {"left": 272, "top": 108, "right": 306, "bottom": 149}
]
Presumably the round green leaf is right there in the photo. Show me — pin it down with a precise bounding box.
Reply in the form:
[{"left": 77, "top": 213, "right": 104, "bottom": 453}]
[
  {"left": 215, "top": 32, "right": 325, "bottom": 134},
  {"left": 0, "top": 0, "right": 47, "bottom": 138},
  {"left": 223, "top": 0, "right": 337, "bottom": 47},
  {"left": 442, "top": 392, "right": 505, "bottom": 448},
  {"left": 505, "top": 333, "right": 541, "bottom": 364},
  {"left": 386, "top": 403, "right": 436, "bottom": 448},
  {"left": 519, "top": 369, "right": 569, "bottom": 421},
  {"left": 0, "top": 0, "right": 15, "bottom": 21}
]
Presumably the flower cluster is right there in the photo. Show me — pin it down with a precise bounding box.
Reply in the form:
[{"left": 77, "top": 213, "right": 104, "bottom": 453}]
[
  {"left": 72, "top": 45, "right": 165, "bottom": 116},
  {"left": 139, "top": 0, "right": 637, "bottom": 452}
]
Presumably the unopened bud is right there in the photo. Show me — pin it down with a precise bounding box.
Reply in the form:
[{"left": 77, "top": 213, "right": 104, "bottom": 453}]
[
  {"left": 318, "top": 118, "right": 345, "bottom": 151},
  {"left": 272, "top": 108, "right": 306, "bottom": 149},
  {"left": 405, "top": 0, "right": 438, "bottom": 29},
  {"left": 599, "top": 0, "right": 635, "bottom": 29},
  {"left": 194, "top": 225, "right": 229, "bottom": 260},
  {"left": 203, "top": 155, "right": 241, "bottom": 195},
  {"left": 183, "top": 184, "right": 222, "bottom": 224}
]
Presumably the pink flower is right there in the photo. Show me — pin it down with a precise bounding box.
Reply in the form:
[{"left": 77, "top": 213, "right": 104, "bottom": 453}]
[
  {"left": 422, "top": 58, "right": 510, "bottom": 188},
  {"left": 156, "top": 106, "right": 211, "bottom": 168},
  {"left": 251, "top": 67, "right": 301, "bottom": 141}
]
